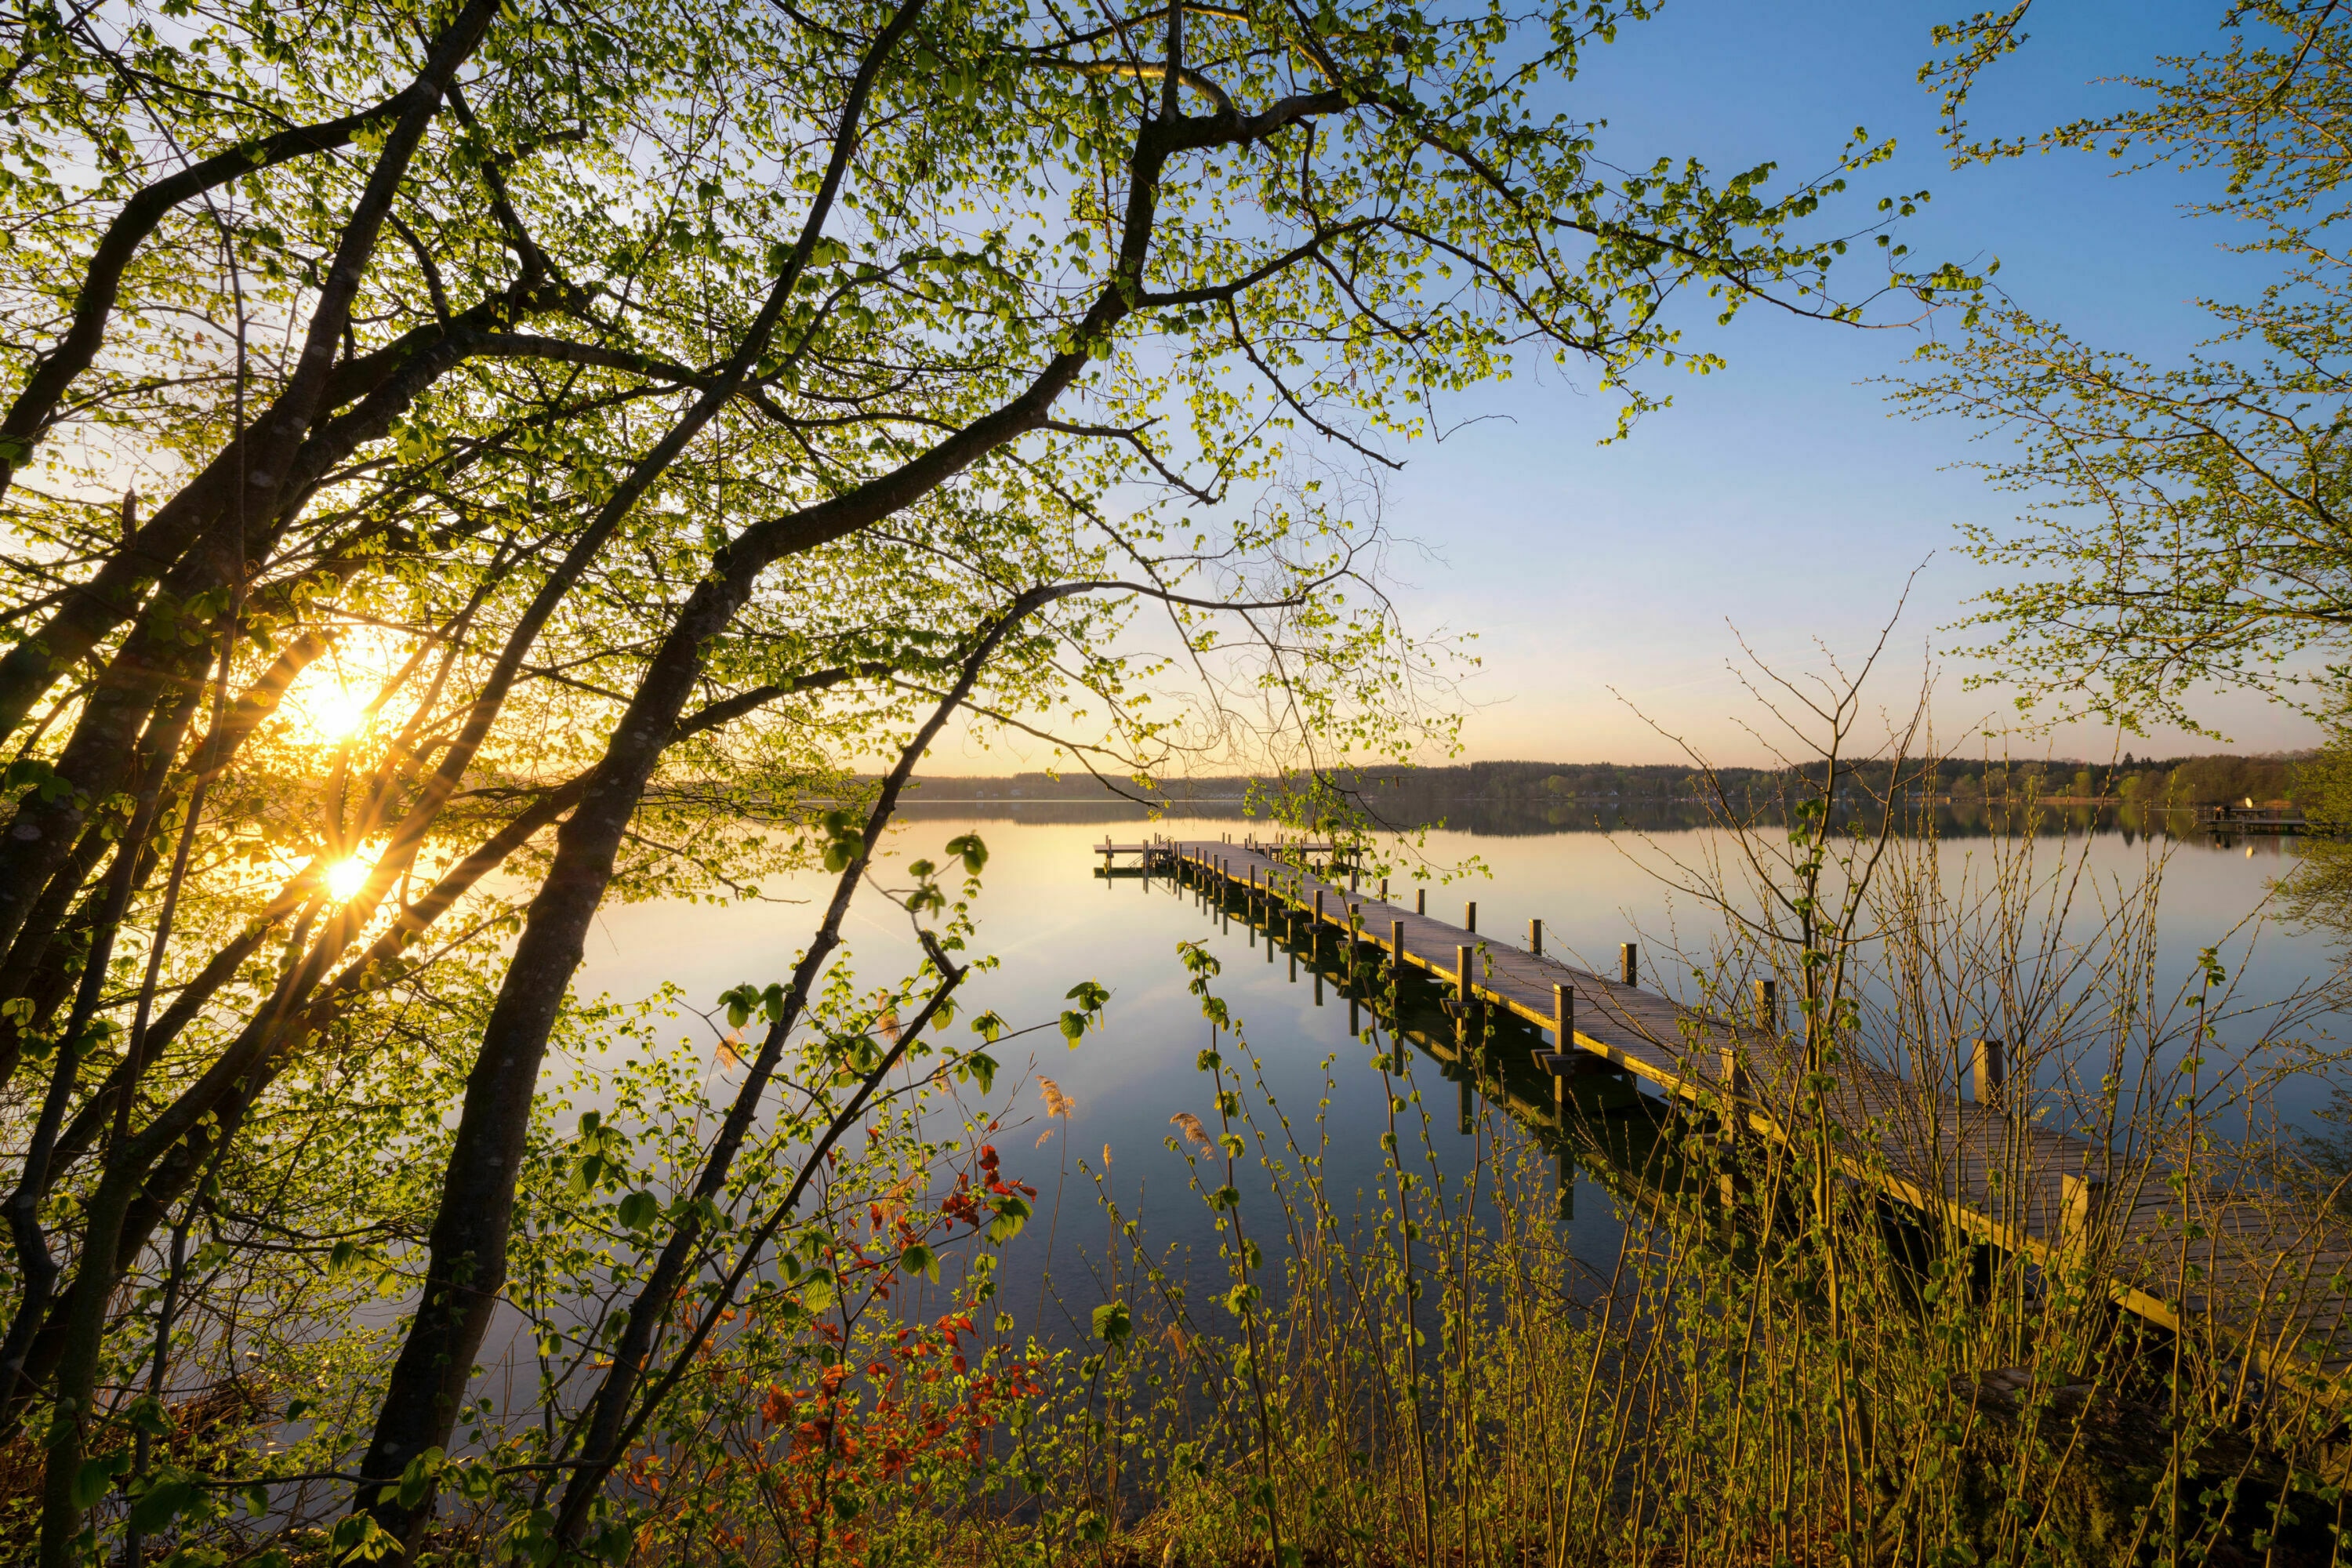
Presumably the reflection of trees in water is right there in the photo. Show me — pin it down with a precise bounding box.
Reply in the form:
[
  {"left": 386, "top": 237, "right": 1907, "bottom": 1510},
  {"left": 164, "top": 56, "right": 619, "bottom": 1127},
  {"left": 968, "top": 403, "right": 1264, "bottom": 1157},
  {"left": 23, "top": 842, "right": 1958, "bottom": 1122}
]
[{"left": 892, "top": 792, "right": 2276, "bottom": 842}]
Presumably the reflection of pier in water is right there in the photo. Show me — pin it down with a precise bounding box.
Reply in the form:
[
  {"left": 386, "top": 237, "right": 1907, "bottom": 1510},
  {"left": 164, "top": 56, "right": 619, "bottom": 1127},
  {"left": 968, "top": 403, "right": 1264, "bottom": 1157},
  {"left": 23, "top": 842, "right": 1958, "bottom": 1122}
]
[
  {"left": 1094, "top": 834, "right": 2352, "bottom": 1392},
  {"left": 1128, "top": 837, "right": 1690, "bottom": 1228}
]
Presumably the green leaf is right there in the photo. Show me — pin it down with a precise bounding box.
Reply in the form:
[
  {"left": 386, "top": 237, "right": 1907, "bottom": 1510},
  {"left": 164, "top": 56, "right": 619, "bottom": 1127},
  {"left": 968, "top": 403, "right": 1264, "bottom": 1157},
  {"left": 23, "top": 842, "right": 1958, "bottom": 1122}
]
[
  {"left": 1091, "top": 1300, "right": 1131, "bottom": 1346},
  {"left": 719, "top": 982, "right": 760, "bottom": 1029},
  {"left": 898, "top": 1242, "right": 940, "bottom": 1281},
  {"left": 129, "top": 1469, "right": 198, "bottom": 1534},
  {"left": 71, "top": 1449, "right": 130, "bottom": 1508},
  {"left": 988, "top": 1194, "right": 1032, "bottom": 1243},
  {"left": 959, "top": 1049, "right": 998, "bottom": 1094},
  {"left": 395, "top": 1447, "right": 445, "bottom": 1508},
  {"left": 616, "top": 1190, "right": 659, "bottom": 1232},
  {"left": 946, "top": 833, "right": 989, "bottom": 874}
]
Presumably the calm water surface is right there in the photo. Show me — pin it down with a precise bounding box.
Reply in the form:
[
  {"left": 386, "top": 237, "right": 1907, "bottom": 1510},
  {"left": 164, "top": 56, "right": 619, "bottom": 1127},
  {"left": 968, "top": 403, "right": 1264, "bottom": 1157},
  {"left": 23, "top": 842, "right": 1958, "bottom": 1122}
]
[{"left": 572, "top": 811, "right": 2339, "bottom": 1336}]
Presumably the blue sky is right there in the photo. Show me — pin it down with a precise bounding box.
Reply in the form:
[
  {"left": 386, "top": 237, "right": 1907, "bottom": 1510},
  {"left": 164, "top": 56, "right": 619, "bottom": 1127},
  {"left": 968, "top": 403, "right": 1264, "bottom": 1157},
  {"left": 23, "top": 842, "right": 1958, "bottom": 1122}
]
[
  {"left": 1360, "top": 0, "right": 2314, "bottom": 768},
  {"left": 926, "top": 0, "right": 2313, "bottom": 777}
]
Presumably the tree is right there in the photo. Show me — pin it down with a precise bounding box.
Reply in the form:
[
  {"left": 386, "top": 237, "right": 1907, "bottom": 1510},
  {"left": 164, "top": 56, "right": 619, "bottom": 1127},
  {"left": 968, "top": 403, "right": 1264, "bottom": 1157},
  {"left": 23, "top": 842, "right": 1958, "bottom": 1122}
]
[
  {"left": 1899, "top": 2, "right": 2352, "bottom": 734},
  {"left": 0, "top": 0, "right": 1915, "bottom": 1557}
]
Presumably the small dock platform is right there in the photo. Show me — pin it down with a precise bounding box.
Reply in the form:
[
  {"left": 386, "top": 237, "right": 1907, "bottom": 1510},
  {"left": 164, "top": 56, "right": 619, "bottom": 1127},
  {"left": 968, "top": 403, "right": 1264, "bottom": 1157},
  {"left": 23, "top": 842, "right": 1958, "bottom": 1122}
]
[{"left": 1156, "top": 838, "right": 2352, "bottom": 1390}]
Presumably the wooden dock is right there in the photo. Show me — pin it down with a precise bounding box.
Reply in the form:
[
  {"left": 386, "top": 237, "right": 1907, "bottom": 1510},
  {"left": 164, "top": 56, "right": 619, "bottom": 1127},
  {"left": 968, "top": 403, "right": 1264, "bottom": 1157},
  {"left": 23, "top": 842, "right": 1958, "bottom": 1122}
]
[{"left": 1156, "top": 839, "right": 2352, "bottom": 1391}]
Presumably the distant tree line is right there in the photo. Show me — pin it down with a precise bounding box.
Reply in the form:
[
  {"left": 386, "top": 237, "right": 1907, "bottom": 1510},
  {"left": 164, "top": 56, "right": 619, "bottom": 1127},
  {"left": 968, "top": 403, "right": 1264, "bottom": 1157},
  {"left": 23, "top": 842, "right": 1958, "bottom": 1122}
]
[{"left": 913, "top": 753, "right": 2310, "bottom": 816}]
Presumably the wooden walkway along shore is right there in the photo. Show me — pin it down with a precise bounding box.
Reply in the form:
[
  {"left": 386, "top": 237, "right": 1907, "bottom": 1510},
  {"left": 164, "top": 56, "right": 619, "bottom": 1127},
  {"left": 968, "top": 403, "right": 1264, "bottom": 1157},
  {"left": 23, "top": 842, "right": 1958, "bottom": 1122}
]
[{"left": 1142, "top": 836, "right": 2352, "bottom": 1392}]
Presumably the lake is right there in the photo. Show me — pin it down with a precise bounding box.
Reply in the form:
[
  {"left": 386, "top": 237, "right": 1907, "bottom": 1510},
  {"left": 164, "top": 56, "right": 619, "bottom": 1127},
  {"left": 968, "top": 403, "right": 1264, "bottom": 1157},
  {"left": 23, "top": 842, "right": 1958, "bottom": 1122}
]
[{"left": 568, "top": 805, "right": 2342, "bottom": 1341}]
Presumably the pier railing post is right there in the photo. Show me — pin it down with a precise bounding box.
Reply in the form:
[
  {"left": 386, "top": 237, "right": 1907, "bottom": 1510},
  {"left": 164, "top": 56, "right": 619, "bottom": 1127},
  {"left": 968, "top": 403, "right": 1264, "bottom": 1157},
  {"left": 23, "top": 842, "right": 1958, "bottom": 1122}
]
[
  {"left": 1755, "top": 978, "right": 1777, "bottom": 1032},
  {"left": 1621, "top": 942, "right": 1639, "bottom": 988},
  {"left": 1530, "top": 917, "right": 1543, "bottom": 956},
  {"left": 2060, "top": 1171, "right": 2107, "bottom": 1262},
  {"left": 1465, "top": 900, "right": 1477, "bottom": 934},
  {"left": 1417, "top": 887, "right": 1427, "bottom": 916},
  {"left": 1971, "top": 1037, "right": 2005, "bottom": 1106},
  {"left": 1456, "top": 943, "right": 1474, "bottom": 1040},
  {"left": 1392, "top": 918, "right": 1406, "bottom": 975}
]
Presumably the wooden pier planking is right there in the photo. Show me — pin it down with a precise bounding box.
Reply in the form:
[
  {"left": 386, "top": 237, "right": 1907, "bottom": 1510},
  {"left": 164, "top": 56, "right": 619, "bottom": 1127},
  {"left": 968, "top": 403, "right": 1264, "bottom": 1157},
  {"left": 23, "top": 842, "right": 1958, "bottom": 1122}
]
[{"left": 1149, "top": 837, "right": 2352, "bottom": 1389}]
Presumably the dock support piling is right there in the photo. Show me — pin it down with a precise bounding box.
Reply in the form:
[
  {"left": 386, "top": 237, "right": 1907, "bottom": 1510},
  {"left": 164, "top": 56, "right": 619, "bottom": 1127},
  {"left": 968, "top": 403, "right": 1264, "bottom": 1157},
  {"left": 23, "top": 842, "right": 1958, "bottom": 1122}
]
[
  {"left": 1972, "top": 1037, "right": 2005, "bottom": 1106},
  {"left": 1755, "top": 978, "right": 1777, "bottom": 1032},
  {"left": 1417, "top": 887, "right": 1427, "bottom": 916},
  {"left": 1530, "top": 917, "right": 1543, "bottom": 956},
  {"left": 1465, "top": 900, "right": 1477, "bottom": 934},
  {"left": 1621, "top": 942, "right": 1639, "bottom": 989}
]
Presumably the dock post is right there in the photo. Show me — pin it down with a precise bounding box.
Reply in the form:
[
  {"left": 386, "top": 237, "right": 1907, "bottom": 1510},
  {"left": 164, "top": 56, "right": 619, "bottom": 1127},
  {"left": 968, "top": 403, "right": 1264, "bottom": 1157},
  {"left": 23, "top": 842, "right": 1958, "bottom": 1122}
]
[
  {"left": 1621, "top": 942, "right": 1639, "bottom": 989},
  {"left": 1971, "top": 1037, "right": 2005, "bottom": 1106},
  {"left": 1392, "top": 918, "right": 1406, "bottom": 975},
  {"left": 1755, "top": 978, "right": 1777, "bottom": 1032},
  {"left": 1465, "top": 900, "right": 1477, "bottom": 934},
  {"left": 1313, "top": 889, "right": 1324, "bottom": 933},
  {"left": 1380, "top": 877, "right": 1388, "bottom": 901},
  {"left": 1552, "top": 983, "right": 1573, "bottom": 1112},
  {"left": 1350, "top": 866, "right": 1359, "bottom": 893},
  {"left": 1417, "top": 887, "right": 1427, "bottom": 915},
  {"left": 1348, "top": 902, "right": 1362, "bottom": 985},
  {"left": 2060, "top": 1171, "right": 2107, "bottom": 1261},
  {"left": 1530, "top": 917, "right": 1543, "bottom": 956},
  {"left": 1456, "top": 943, "right": 1474, "bottom": 1044}
]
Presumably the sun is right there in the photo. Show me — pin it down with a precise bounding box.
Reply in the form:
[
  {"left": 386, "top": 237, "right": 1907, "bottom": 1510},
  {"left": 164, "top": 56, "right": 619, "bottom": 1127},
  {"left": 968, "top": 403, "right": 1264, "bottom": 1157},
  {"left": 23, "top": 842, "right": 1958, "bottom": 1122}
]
[
  {"left": 325, "top": 855, "right": 373, "bottom": 902},
  {"left": 301, "top": 681, "right": 374, "bottom": 744}
]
